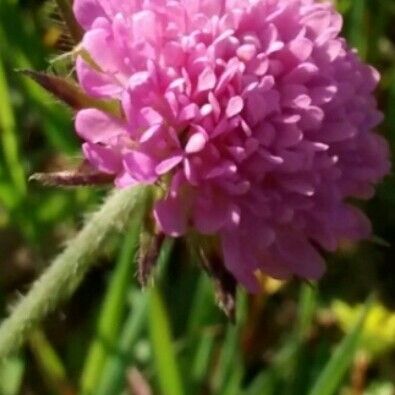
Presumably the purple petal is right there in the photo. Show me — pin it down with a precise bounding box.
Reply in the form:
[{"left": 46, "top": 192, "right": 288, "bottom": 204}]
[
  {"left": 123, "top": 151, "right": 157, "bottom": 183},
  {"left": 76, "top": 57, "right": 123, "bottom": 99},
  {"left": 220, "top": 231, "right": 261, "bottom": 293},
  {"left": 82, "top": 142, "right": 121, "bottom": 174},
  {"left": 226, "top": 96, "right": 244, "bottom": 118},
  {"left": 197, "top": 67, "right": 216, "bottom": 93},
  {"left": 185, "top": 131, "right": 208, "bottom": 154},
  {"left": 276, "top": 231, "right": 326, "bottom": 279},
  {"left": 155, "top": 155, "right": 184, "bottom": 175},
  {"left": 76, "top": 109, "right": 127, "bottom": 143},
  {"left": 73, "top": 0, "right": 104, "bottom": 29},
  {"left": 154, "top": 196, "right": 188, "bottom": 237}
]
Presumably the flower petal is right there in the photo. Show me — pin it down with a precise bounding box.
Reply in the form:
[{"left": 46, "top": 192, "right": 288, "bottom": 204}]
[
  {"left": 226, "top": 96, "right": 244, "bottom": 118},
  {"left": 82, "top": 142, "right": 121, "bottom": 174},
  {"left": 123, "top": 151, "right": 157, "bottom": 183},
  {"left": 185, "top": 130, "right": 208, "bottom": 154},
  {"left": 73, "top": 0, "right": 104, "bottom": 29},
  {"left": 154, "top": 196, "right": 188, "bottom": 236},
  {"left": 276, "top": 231, "right": 326, "bottom": 279},
  {"left": 197, "top": 67, "right": 216, "bottom": 93},
  {"left": 155, "top": 155, "right": 184, "bottom": 175},
  {"left": 76, "top": 108, "right": 126, "bottom": 143},
  {"left": 76, "top": 57, "right": 122, "bottom": 99},
  {"left": 220, "top": 231, "right": 261, "bottom": 293}
]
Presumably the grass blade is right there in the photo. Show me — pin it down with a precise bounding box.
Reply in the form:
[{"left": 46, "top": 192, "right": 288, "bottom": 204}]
[
  {"left": 347, "top": 0, "right": 367, "bottom": 58},
  {"left": 0, "top": 356, "right": 25, "bottom": 395},
  {"left": 96, "top": 239, "right": 174, "bottom": 395},
  {"left": 29, "top": 329, "right": 74, "bottom": 395},
  {"left": 148, "top": 287, "right": 185, "bottom": 395},
  {"left": 212, "top": 292, "right": 248, "bottom": 394},
  {"left": 191, "top": 331, "right": 216, "bottom": 385},
  {"left": 0, "top": 53, "right": 26, "bottom": 200},
  {"left": 79, "top": 198, "right": 146, "bottom": 395},
  {"left": 243, "top": 372, "right": 276, "bottom": 395},
  {"left": 281, "top": 284, "right": 318, "bottom": 395},
  {"left": 308, "top": 297, "right": 372, "bottom": 395},
  {"left": 96, "top": 293, "right": 148, "bottom": 395}
]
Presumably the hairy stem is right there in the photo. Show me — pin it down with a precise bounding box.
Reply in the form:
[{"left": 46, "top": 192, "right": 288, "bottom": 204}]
[{"left": 0, "top": 186, "right": 147, "bottom": 360}]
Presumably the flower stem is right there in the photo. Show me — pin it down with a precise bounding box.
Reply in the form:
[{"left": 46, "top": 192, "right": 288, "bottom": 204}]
[{"left": 0, "top": 186, "right": 147, "bottom": 360}]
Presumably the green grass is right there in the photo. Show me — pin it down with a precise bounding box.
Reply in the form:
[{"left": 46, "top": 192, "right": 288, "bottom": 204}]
[{"left": 1, "top": 0, "right": 395, "bottom": 394}]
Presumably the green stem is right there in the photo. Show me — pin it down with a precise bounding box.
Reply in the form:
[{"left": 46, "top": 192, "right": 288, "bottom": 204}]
[
  {"left": 0, "top": 186, "right": 147, "bottom": 360},
  {"left": 0, "top": 52, "right": 26, "bottom": 200}
]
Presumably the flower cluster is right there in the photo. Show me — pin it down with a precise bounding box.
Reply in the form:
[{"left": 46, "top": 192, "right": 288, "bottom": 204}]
[{"left": 72, "top": 0, "right": 389, "bottom": 291}]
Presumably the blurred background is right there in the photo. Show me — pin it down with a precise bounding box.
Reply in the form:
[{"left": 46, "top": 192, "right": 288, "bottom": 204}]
[{"left": 1, "top": 0, "right": 395, "bottom": 394}]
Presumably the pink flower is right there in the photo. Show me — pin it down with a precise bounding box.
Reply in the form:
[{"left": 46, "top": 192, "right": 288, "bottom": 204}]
[{"left": 73, "top": 0, "right": 390, "bottom": 291}]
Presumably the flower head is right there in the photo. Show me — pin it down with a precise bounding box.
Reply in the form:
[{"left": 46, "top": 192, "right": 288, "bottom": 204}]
[{"left": 73, "top": 0, "right": 390, "bottom": 291}]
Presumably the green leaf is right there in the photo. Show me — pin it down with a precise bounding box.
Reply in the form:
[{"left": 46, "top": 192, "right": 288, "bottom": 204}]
[
  {"left": 221, "top": 363, "right": 243, "bottom": 395},
  {"left": 213, "top": 292, "right": 248, "bottom": 394},
  {"left": 148, "top": 287, "right": 185, "bottom": 395},
  {"left": 96, "top": 239, "right": 174, "bottom": 395},
  {"left": 29, "top": 329, "right": 74, "bottom": 395},
  {"left": 185, "top": 274, "right": 219, "bottom": 395},
  {"left": 295, "top": 284, "right": 317, "bottom": 342},
  {"left": 0, "top": 53, "right": 26, "bottom": 200},
  {"left": 308, "top": 297, "right": 372, "bottom": 395},
  {"left": 191, "top": 331, "right": 216, "bottom": 385},
  {"left": 0, "top": 356, "right": 25, "bottom": 395},
  {"left": 346, "top": 0, "right": 367, "bottom": 58},
  {"left": 243, "top": 372, "right": 277, "bottom": 395},
  {"left": 79, "top": 196, "right": 147, "bottom": 395},
  {"left": 281, "top": 284, "right": 318, "bottom": 395},
  {"left": 95, "top": 293, "right": 148, "bottom": 395}
]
